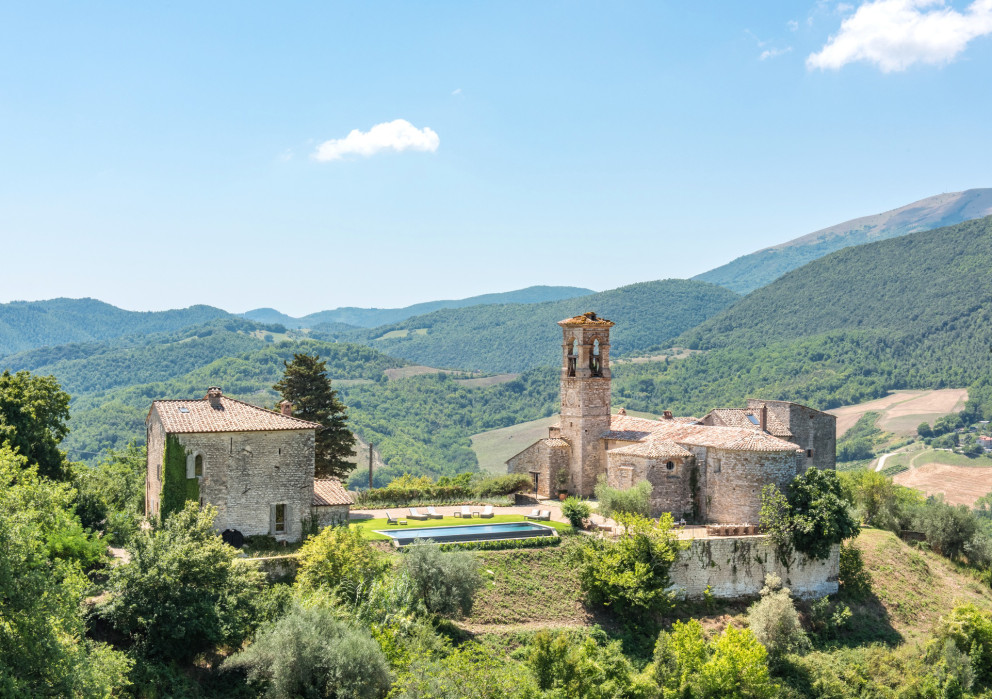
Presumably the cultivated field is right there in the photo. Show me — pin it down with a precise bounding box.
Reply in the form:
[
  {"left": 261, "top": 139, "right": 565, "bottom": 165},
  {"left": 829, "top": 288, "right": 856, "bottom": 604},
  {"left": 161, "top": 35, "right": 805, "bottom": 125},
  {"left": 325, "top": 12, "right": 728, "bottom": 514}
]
[
  {"left": 829, "top": 388, "right": 968, "bottom": 437},
  {"left": 893, "top": 461, "right": 992, "bottom": 506}
]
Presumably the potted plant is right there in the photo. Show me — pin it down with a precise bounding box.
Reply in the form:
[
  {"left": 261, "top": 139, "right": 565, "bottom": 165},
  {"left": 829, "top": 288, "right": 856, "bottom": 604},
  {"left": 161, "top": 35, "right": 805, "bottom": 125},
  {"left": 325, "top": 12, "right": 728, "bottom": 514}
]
[{"left": 555, "top": 469, "right": 569, "bottom": 500}]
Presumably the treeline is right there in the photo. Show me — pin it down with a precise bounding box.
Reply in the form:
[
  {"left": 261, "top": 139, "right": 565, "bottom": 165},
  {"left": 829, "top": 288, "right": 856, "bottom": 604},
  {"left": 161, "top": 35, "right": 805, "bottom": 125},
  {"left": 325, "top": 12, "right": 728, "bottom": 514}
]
[{"left": 321, "top": 279, "right": 740, "bottom": 374}]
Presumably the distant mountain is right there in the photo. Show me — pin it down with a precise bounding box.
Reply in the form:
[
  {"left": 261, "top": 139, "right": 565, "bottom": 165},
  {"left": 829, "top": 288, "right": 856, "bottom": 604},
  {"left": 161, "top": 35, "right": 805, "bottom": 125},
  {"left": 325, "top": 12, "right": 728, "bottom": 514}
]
[
  {"left": 0, "top": 298, "right": 232, "bottom": 357},
  {"left": 694, "top": 188, "right": 992, "bottom": 294},
  {"left": 337, "top": 279, "right": 740, "bottom": 373},
  {"left": 242, "top": 285, "right": 596, "bottom": 329},
  {"left": 611, "top": 215, "right": 992, "bottom": 417}
]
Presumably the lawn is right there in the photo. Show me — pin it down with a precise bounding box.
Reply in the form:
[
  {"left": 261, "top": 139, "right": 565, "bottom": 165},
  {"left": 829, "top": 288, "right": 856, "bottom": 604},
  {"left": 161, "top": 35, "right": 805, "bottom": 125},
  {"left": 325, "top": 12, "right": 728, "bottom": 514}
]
[{"left": 351, "top": 514, "right": 573, "bottom": 541}]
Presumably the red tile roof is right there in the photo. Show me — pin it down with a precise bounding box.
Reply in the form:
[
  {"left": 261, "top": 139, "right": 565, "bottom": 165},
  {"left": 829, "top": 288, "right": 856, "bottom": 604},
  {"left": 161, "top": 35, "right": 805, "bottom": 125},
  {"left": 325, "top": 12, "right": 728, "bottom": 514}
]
[
  {"left": 558, "top": 311, "right": 614, "bottom": 327},
  {"left": 703, "top": 409, "right": 792, "bottom": 438},
  {"left": 313, "top": 479, "right": 354, "bottom": 507},
  {"left": 150, "top": 395, "right": 322, "bottom": 434},
  {"left": 610, "top": 440, "right": 693, "bottom": 458},
  {"left": 601, "top": 414, "right": 800, "bottom": 453}
]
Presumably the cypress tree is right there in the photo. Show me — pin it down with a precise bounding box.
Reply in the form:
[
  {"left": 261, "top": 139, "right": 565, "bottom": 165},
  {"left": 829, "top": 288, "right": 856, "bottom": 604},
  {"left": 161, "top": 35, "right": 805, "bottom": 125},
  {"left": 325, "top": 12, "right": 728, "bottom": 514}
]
[{"left": 274, "top": 353, "right": 356, "bottom": 480}]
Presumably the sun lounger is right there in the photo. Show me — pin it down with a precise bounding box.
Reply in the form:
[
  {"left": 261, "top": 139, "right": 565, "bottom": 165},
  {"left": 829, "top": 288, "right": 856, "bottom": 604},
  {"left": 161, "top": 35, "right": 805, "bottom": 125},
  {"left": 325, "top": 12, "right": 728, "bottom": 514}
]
[
  {"left": 426, "top": 506, "right": 443, "bottom": 519},
  {"left": 385, "top": 511, "right": 407, "bottom": 526},
  {"left": 480, "top": 505, "right": 494, "bottom": 518},
  {"left": 455, "top": 506, "right": 471, "bottom": 518},
  {"left": 538, "top": 510, "right": 551, "bottom": 521},
  {"left": 408, "top": 508, "right": 428, "bottom": 521},
  {"left": 525, "top": 509, "right": 541, "bottom": 520}
]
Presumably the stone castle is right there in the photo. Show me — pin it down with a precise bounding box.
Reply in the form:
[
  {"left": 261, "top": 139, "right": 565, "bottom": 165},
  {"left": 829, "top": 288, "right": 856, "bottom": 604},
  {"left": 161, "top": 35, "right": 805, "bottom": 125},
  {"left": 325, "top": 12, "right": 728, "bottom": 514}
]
[{"left": 508, "top": 312, "right": 836, "bottom": 524}]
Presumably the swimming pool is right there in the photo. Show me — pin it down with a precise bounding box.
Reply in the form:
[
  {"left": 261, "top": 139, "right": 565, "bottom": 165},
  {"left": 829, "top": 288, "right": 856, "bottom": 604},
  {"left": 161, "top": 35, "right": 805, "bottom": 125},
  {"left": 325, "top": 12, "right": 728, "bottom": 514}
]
[{"left": 376, "top": 521, "right": 557, "bottom": 546}]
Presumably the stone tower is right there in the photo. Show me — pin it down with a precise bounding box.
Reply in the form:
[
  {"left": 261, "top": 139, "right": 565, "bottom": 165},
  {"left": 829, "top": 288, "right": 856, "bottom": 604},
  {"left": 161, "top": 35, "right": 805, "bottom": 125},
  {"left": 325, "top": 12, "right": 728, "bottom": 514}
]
[{"left": 558, "top": 312, "right": 614, "bottom": 497}]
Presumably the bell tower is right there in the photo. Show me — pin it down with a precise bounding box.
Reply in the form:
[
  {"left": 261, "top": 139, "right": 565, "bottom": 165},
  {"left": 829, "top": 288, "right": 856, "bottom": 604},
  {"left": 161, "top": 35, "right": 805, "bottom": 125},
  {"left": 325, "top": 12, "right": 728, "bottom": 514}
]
[{"left": 558, "top": 311, "right": 613, "bottom": 497}]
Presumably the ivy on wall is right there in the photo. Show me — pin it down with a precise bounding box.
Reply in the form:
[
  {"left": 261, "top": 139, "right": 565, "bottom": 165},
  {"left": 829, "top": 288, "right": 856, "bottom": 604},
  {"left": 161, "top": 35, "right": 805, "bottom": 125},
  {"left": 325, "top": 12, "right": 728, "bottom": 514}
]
[{"left": 161, "top": 434, "right": 200, "bottom": 518}]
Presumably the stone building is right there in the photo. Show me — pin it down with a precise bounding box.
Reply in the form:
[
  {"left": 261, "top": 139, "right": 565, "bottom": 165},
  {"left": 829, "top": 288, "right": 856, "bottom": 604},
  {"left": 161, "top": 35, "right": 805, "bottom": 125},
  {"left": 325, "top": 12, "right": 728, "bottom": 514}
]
[
  {"left": 146, "top": 387, "right": 352, "bottom": 542},
  {"left": 507, "top": 313, "right": 836, "bottom": 523}
]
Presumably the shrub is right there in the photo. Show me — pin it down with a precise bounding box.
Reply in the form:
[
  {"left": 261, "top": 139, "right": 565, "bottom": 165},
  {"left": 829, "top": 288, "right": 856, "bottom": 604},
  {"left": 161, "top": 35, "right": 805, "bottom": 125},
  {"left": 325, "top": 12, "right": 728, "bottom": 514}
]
[
  {"left": 526, "top": 630, "right": 650, "bottom": 698},
  {"left": 295, "top": 525, "right": 390, "bottom": 593},
  {"left": 746, "top": 574, "right": 809, "bottom": 657},
  {"left": 104, "top": 502, "right": 267, "bottom": 662},
  {"left": 595, "top": 477, "right": 652, "bottom": 519},
  {"left": 402, "top": 541, "right": 482, "bottom": 617},
  {"left": 838, "top": 541, "right": 872, "bottom": 600},
  {"left": 808, "top": 597, "right": 853, "bottom": 640},
  {"left": 575, "top": 513, "right": 685, "bottom": 619},
  {"left": 437, "top": 536, "right": 561, "bottom": 552},
  {"left": 44, "top": 519, "right": 105, "bottom": 570},
  {"left": 473, "top": 473, "right": 533, "bottom": 497},
  {"left": 224, "top": 603, "right": 392, "bottom": 698},
  {"left": 653, "top": 619, "right": 776, "bottom": 699},
  {"left": 912, "top": 498, "right": 979, "bottom": 560},
  {"left": 561, "top": 496, "right": 592, "bottom": 528},
  {"left": 931, "top": 604, "right": 992, "bottom": 686}
]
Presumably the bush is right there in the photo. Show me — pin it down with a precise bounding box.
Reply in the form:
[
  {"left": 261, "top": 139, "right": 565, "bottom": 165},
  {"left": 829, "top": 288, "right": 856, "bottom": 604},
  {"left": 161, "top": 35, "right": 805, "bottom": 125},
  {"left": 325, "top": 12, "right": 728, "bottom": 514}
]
[
  {"left": 912, "top": 497, "right": 979, "bottom": 560},
  {"left": 295, "top": 525, "right": 390, "bottom": 593},
  {"left": 526, "top": 630, "right": 651, "bottom": 698},
  {"left": 561, "top": 496, "right": 592, "bottom": 528},
  {"left": 653, "top": 619, "right": 776, "bottom": 699},
  {"left": 104, "top": 502, "right": 267, "bottom": 662},
  {"left": 402, "top": 541, "right": 482, "bottom": 617},
  {"left": 437, "top": 536, "right": 562, "bottom": 552},
  {"left": 838, "top": 541, "right": 872, "bottom": 600},
  {"left": 575, "top": 513, "right": 685, "bottom": 619},
  {"left": 809, "top": 597, "right": 853, "bottom": 640},
  {"left": 746, "top": 574, "right": 809, "bottom": 657},
  {"left": 224, "top": 603, "right": 392, "bottom": 698},
  {"left": 594, "top": 477, "right": 652, "bottom": 519},
  {"left": 931, "top": 604, "right": 992, "bottom": 687},
  {"left": 473, "top": 473, "right": 533, "bottom": 497}
]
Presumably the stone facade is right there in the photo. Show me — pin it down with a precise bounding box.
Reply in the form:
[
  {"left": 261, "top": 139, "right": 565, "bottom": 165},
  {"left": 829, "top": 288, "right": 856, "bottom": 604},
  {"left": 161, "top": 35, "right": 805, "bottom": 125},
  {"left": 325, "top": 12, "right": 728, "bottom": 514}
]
[
  {"left": 145, "top": 388, "right": 338, "bottom": 543},
  {"left": 670, "top": 539, "right": 839, "bottom": 600},
  {"left": 505, "top": 435, "right": 570, "bottom": 498},
  {"left": 314, "top": 504, "right": 351, "bottom": 528},
  {"left": 702, "top": 447, "right": 799, "bottom": 524},
  {"left": 748, "top": 398, "right": 836, "bottom": 473}
]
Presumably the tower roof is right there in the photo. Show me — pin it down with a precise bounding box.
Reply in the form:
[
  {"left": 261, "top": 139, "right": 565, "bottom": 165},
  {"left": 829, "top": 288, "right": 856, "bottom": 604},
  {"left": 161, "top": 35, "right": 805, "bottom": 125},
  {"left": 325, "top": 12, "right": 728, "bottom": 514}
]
[{"left": 558, "top": 311, "right": 614, "bottom": 328}]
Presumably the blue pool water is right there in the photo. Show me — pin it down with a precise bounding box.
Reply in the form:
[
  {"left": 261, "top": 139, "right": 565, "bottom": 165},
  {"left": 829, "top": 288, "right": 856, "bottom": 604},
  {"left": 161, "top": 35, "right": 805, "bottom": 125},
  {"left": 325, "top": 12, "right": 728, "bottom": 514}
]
[{"left": 376, "top": 521, "right": 556, "bottom": 545}]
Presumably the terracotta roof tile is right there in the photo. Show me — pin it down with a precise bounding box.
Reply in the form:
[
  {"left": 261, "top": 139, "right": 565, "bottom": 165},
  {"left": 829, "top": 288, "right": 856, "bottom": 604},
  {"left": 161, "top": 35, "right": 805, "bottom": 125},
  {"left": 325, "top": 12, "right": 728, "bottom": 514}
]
[
  {"left": 150, "top": 395, "right": 322, "bottom": 434},
  {"left": 610, "top": 440, "right": 693, "bottom": 459},
  {"left": 544, "top": 438, "right": 570, "bottom": 448},
  {"left": 313, "top": 479, "right": 354, "bottom": 507},
  {"left": 558, "top": 311, "right": 615, "bottom": 327},
  {"left": 704, "top": 409, "right": 792, "bottom": 437},
  {"left": 656, "top": 424, "right": 801, "bottom": 452}
]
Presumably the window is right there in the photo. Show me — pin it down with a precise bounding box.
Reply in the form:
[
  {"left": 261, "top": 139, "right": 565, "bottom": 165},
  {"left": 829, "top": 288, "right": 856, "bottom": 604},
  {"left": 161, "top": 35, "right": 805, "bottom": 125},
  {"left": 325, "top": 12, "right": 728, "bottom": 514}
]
[
  {"left": 274, "top": 504, "right": 286, "bottom": 534},
  {"left": 194, "top": 454, "right": 203, "bottom": 477},
  {"left": 806, "top": 449, "right": 813, "bottom": 458},
  {"left": 712, "top": 458, "right": 721, "bottom": 473},
  {"left": 666, "top": 461, "right": 675, "bottom": 471}
]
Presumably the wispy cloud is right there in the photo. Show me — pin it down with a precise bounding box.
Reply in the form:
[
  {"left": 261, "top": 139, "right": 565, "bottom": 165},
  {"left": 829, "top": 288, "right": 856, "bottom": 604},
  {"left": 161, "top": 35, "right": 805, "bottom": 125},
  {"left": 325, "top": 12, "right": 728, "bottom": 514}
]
[
  {"left": 787, "top": 19, "right": 800, "bottom": 30},
  {"left": 312, "top": 119, "right": 440, "bottom": 162},
  {"left": 760, "top": 46, "right": 794, "bottom": 60},
  {"left": 451, "top": 88, "right": 462, "bottom": 96},
  {"left": 808, "top": 0, "right": 992, "bottom": 72}
]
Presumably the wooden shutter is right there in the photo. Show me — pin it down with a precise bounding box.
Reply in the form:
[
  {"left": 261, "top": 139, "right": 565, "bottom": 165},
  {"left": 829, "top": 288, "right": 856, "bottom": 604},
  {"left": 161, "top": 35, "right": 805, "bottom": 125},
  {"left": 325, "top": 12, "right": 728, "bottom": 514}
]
[{"left": 269, "top": 504, "right": 276, "bottom": 535}]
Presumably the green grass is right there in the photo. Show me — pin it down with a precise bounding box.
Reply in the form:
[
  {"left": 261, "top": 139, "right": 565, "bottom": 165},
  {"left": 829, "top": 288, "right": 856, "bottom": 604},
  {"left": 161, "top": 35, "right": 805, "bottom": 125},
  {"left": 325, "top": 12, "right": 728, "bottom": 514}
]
[{"left": 351, "top": 514, "right": 572, "bottom": 541}]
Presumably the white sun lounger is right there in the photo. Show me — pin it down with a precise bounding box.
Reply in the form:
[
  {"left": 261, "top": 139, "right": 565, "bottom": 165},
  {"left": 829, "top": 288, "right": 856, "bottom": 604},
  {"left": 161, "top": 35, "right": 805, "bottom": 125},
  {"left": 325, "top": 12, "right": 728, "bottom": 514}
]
[
  {"left": 455, "top": 506, "right": 472, "bottom": 518},
  {"left": 426, "top": 506, "right": 443, "bottom": 519},
  {"left": 408, "top": 508, "right": 428, "bottom": 521},
  {"left": 525, "top": 509, "right": 541, "bottom": 520},
  {"left": 480, "top": 505, "right": 494, "bottom": 518}
]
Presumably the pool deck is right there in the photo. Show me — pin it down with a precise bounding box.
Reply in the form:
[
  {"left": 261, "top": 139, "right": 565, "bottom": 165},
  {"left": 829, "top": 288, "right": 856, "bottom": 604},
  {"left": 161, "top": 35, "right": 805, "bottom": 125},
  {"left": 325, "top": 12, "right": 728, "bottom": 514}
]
[{"left": 349, "top": 504, "right": 749, "bottom": 541}]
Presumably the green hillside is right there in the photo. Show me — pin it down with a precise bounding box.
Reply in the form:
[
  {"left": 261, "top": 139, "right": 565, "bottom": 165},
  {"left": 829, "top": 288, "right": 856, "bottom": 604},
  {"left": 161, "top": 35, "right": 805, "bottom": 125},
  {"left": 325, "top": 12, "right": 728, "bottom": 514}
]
[
  {"left": 694, "top": 188, "right": 992, "bottom": 294},
  {"left": 0, "top": 297, "right": 232, "bottom": 356},
  {"left": 337, "top": 279, "right": 740, "bottom": 373},
  {"left": 609, "top": 216, "right": 992, "bottom": 419},
  {"left": 243, "top": 285, "right": 595, "bottom": 328}
]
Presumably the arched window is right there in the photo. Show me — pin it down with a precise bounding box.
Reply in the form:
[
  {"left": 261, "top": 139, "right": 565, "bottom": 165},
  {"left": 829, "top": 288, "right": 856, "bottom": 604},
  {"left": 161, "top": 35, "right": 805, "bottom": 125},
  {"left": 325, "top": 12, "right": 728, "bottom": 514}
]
[
  {"left": 567, "top": 338, "right": 578, "bottom": 377},
  {"left": 194, "top": 454, "right": 204, "bottom": 478},
  {"left": 590, "top": 339, "right": 602, "bottom": 376}
]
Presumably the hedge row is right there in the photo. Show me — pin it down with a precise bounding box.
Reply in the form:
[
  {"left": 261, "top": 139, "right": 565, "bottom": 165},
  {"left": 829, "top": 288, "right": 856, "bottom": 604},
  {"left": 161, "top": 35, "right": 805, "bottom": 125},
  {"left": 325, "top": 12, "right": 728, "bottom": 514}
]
[
  {"left": 435, "top": 535, "right": 563, "bottom": 552},
  {"left": 354, "top": 474, "right": 532, "bottom": 507}
]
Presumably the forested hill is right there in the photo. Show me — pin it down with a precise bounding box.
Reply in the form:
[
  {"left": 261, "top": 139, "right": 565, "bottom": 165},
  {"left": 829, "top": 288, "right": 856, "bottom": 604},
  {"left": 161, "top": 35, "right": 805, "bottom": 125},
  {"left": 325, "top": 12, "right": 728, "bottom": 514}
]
[
  {"left": 0, "top": 298, "right": 232, "bottom": 355},
  {"left": 609, "top": 215, "right": 992, "bottom": 419},
  {"left": 243, "top": 285, "right": 595, "bottom": 329},
  {"left": 693, "top": 188, "right": 992, "bottom": 294},
  {"left": 333, "top": 279, "right": 741, "bottom": 373}
]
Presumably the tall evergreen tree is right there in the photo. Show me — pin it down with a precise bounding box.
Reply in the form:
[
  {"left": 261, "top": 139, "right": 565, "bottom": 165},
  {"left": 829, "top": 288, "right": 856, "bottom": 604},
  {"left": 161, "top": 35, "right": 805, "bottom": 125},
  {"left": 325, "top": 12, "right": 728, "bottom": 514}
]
[{"left": 273, "top": 353, "right": 356, "bottom": 480}]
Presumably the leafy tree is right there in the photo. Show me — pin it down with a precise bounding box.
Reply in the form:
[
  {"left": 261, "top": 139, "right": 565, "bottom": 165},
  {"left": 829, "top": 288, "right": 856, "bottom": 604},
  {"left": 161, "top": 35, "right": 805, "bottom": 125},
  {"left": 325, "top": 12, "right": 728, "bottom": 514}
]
[
  {"left": 73, "top": 440, "right": 146, "bottom": 545},
  {"left": 526, "top": 630, "right": 652, "bottom": 699},
  {"left": 401, "top": 541, "right": 482, "bottom": 618},
  {"left": 274, "top": 353, "right": 356, "bottom": 480},
  {"left": 931, "top": 604, "right": 992, "bottom": 687},
  {"left": 0, "top": 369, "right": 71, "bottom": 479},
  {"left": 917, "top": 422, "right": 934, "bottom": 439},
  {"left": 594, "top": 477, "right": 652, "bottom": 519},
  {"left": 0, "top": 445, "right": 131, "bottom": 695},
  {"left": 394, "top": 637, "right": 535, "bottom": 699},
  {"left": 746, "top": 574, "right": 809, "bottom": 657},
  {"left": 224, "top": 603, "right": 392, "bottom": 699},
  {"left": 838, "top": 541, "right": 873, "bottom": 600},
  {"left": 576, "top": 513, "right": 685, "bottom": 619},
  {"left": 761, "top": 468, "right": 860, "bottom": 562},
  {"left": 912, "top": 497, "right": 980, "bottom": 560},
  {"left": 104, "top": 502, "right": 267, "bottom": 662},
  {"left": 295, "top": 525, "right": 390, "bottom": 594}
]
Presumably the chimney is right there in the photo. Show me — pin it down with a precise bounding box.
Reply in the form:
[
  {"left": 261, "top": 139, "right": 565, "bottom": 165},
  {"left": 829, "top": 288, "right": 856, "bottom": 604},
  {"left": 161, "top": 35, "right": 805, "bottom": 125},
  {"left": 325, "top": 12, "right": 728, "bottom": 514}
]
[
  {"left": 662, "top": 410, "right": 673, "bottom": 420},
  {"left": 759, "top": 405, "right": 768, "bottom": 432},
  {"left": 279, "top": 400, "right": 293, "bottom": 416},
  {"left": 206, "top": 387, "right": 222, "bottom": 408},
  {"left": 548, "top": 426, "right": 561, "bottom": 439}
]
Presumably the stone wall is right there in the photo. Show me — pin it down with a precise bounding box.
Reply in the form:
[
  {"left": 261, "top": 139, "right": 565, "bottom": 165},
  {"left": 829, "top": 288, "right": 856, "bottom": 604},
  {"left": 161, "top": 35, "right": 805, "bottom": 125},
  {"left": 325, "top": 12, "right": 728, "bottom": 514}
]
[
  {"left": 145, "top": 413, "right": 166, "bottom": 518},
  {"left": 703, "top": 447, "right": 799, "bottom": 524},
  {"left": 670, "top": 537, "right": 839, "bottom": 600},
  {"left": 606, "top": 452, "right": 696, "bottom": 520},
  {"left": 749, "top": 399, "right": 836, "bottom": 472},
  {"left": 147, "top": 426, "right": 315, "bottom": 542},
  {"left": 314, "top": 504, "right": 350, "bottom": 528},
  {"left": 507, "top": 440, "right": 570, "bottom": 497}
]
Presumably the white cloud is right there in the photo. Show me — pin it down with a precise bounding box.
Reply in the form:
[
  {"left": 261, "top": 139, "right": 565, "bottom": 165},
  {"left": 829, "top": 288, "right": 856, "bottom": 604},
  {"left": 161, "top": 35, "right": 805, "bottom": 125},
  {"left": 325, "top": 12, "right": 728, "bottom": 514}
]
[
  {"left": 760, "top": 46, "right": 794, "bottom": 60},
  {"left": 312, "top": 119, "right": 440, "bottom": 162},
  {"left": 788, "top": 19, "right": 800, "bottom": 30},
  {"left": 451, "top": 88, "right": 462, "bottom": 95},
  {"left": 807, "top": 0, "right": 992, "bottom": 72}
]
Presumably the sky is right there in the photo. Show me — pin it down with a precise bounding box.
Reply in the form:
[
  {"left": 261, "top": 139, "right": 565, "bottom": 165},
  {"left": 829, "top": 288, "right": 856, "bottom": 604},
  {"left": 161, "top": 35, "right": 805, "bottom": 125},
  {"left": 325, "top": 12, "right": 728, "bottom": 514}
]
[{"left": 2, "top": 1, "right": 991, "bottom": 316}]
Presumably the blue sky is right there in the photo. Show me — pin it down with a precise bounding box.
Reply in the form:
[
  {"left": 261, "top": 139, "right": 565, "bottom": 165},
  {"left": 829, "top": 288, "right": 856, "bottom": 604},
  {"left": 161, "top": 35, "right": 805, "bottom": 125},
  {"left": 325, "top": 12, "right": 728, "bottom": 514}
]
[{"left": 2, "top": 1, "right": 991, "bottom": 315}]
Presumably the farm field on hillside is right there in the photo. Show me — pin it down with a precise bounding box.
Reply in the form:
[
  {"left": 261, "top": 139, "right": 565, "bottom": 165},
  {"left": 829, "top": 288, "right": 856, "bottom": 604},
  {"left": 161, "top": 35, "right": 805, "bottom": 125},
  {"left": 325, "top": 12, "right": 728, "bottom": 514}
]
[
  {"left": 828, "top": 388, "right": 968, "bottom": 437},
  {"left": 893, "top": 462, "right": 992, "bottom": 506}
]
